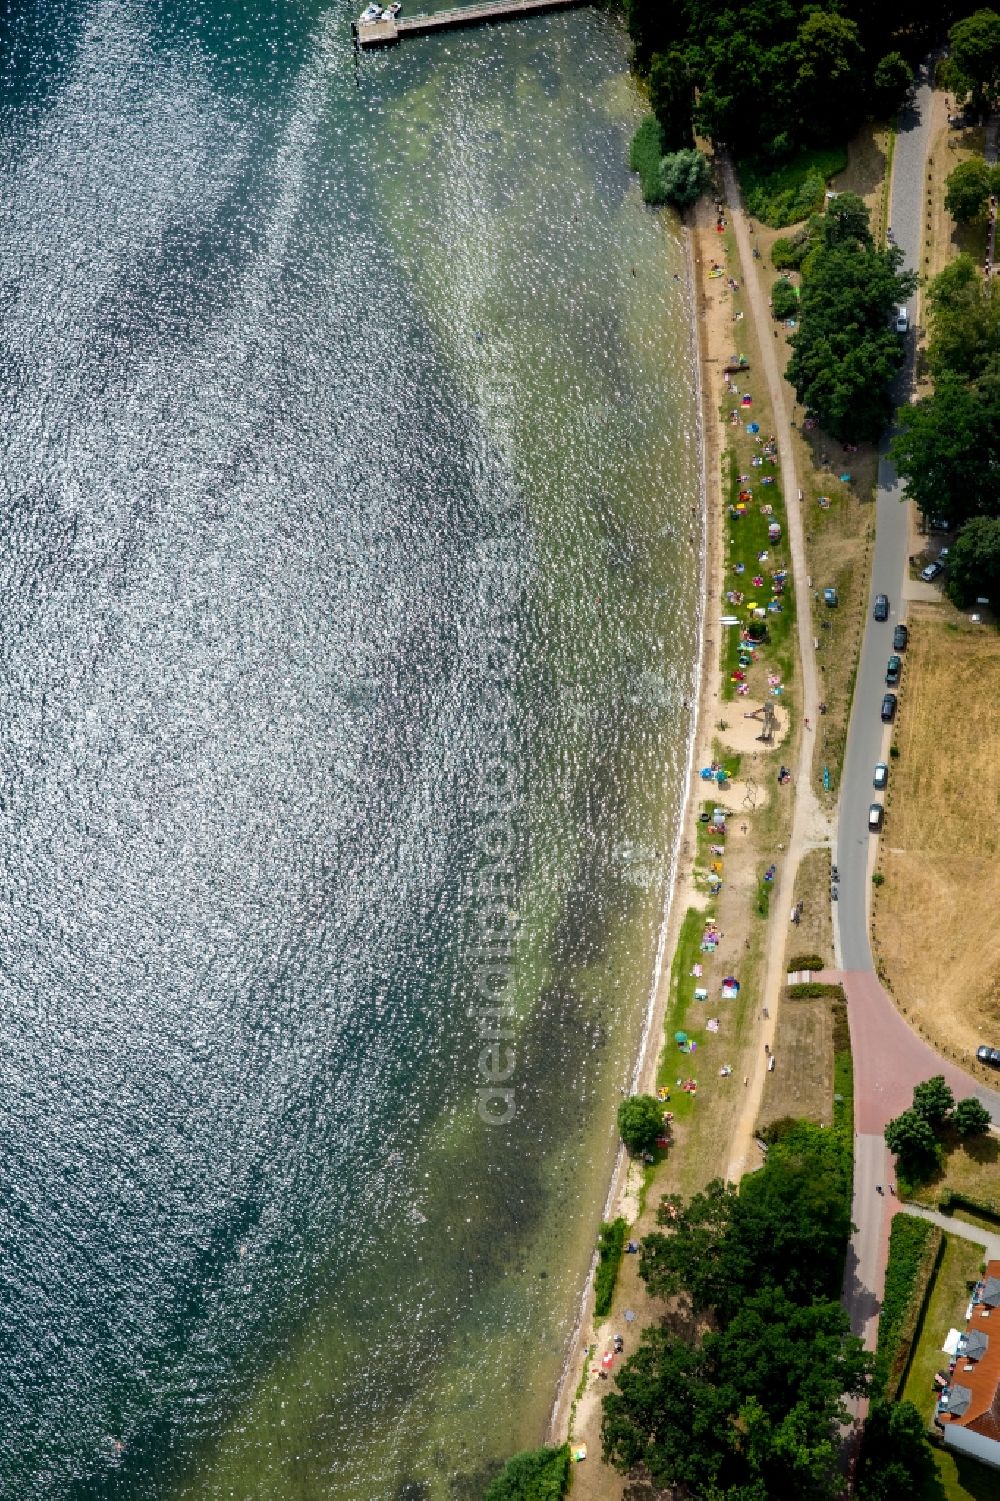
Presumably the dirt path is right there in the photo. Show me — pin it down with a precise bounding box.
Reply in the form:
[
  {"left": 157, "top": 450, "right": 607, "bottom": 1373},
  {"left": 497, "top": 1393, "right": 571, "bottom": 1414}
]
[{"left": 717, "top": 156, "right": 831, "bottom": 1183}]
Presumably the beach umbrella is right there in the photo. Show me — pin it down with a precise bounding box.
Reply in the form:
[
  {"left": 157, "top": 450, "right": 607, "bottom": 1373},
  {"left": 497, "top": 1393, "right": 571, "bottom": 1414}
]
[{"left": 674, "top": 1031, "right": 688, "bottom": 1044}]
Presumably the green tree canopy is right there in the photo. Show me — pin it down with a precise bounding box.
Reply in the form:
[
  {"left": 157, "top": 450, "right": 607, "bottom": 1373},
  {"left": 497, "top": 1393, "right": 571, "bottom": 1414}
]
[
  {"left": 891, "top": 370, "right": 1000, "bottom": 529},
  {"left": 484, "top": 1445, "right": 569, "bottom": 1501},
  {"left": 616, "top": 1093, "right": 664, "bottom": 1156},
  {"left": 945, "top": 156, "right": 994, "bottom": 222},
  {"left": 872, "top": 51, "right": 914, "bottom": 116},
  {"left": 954, "top": 1095, "right": 993, "bottom": 1137},
  {"left": 772, "top": 279, "right": 798, "bottom": 320},
  {"left": 856, "top": 1399, "right": 936, "bottom": 1501},
  {"left": 603, "top": 1288, "right": 870, "bottom": 1497},
  {"left": 911, "top": 1075, "right": 955, "bottom": 1128},
  {"left": 947, "top": 516, "right": 1000, "bottom": 606},
  {"left": 926, "top": 253, "right": 1000, "bottom": 382},
  {"left": 660, "top": 148, "right": 712, "bottom": 208},
  {"left": 648, "top": 49, "right": 694, "bottom": 151},
  {"left": 947, "top": 8, "right": 1000, "bottom": 111},
  {"left": 884, "top": 1108, "right": 940, "bottom": 1177},
  {"left": 792, "top": 11, "right": 864, "bottom": 142}
]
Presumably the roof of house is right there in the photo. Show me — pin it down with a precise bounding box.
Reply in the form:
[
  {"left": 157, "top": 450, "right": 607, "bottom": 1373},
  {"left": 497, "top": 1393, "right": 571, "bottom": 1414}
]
[{"left": 939, "top": 1260, "right": 1000, "bottom": 1441}]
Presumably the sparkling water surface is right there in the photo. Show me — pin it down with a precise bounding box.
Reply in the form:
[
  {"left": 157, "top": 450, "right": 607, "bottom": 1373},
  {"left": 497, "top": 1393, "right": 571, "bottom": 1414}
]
[{"left": 0, "top": 3, "right": 701, "bottom": 1496}]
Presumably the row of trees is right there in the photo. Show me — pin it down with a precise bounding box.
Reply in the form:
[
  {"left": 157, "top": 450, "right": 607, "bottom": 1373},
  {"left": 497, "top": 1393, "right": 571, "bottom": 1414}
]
[
  {"left": 891, "top": 252, "right": 1000, "bottom": 603},
  {"left": 601, "top": 1121, "right": 876, "bottom": 1496},
  {"left": 782, "top": 193, "right": 917, "bottom": 441},
  {"left": 884, "top": 1075, "right": 991, "bottom": 1183},
  {"left": 622, "top": 0, "right": 935, "bottom": 162}
]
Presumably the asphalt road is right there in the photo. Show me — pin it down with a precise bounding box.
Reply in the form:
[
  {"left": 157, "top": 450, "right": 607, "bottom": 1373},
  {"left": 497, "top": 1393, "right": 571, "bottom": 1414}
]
[{"left": 834, "top": 69, "right": 932, "bottom": 973}]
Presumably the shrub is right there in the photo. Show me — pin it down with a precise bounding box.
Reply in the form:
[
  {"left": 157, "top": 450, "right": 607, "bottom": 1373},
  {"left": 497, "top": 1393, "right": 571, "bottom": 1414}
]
[
  {"left": 771, "top": 278, "right": 798, "bottom": 320},
  {"left": 955, "top": 1096, "right": 992, "bottom": 1137},
  {"left": 787, "top": 982, "right": 846, "bottom": 1000},
  {"left": 740, "top": 148, "right": 846, "bottom": 228},
  {"left": 788, "top": 952, "right": 826, "bottom": 971},
  {"left": 484, "top": 1445, "right": 570, "bottom": 1501},
  {"left": 594, "top": 1218, "right": 628, "bottom": 1317},
  {"left": 630, "top": 116, "right": 666, "bottom": 205},
  {"left": 659, "top": 148, "right": 711, "bottom": 209}
]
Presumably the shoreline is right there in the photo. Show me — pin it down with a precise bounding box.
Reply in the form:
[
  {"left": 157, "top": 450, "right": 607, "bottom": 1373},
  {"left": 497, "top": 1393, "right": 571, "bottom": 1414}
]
[{"left": 547, "top": 192, "right": 723, "bottom": 1449}]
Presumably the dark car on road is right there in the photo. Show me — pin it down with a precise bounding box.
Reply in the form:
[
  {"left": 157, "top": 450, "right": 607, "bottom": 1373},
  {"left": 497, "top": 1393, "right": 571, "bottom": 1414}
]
[
  {"left": 874, "top": 593, "right": 890, "bottom": 621},
  {"left": 920, "top": 560, "right": 944, "bottom": 583},
  {"left": 881, "top": 693, "right": 897, "bottom": 723},
  {"left": 885, "top": 655, "right": 901, "bottom": 686},
  {"left": 893, "top": 624, "right": 909, "bottom": 651}
]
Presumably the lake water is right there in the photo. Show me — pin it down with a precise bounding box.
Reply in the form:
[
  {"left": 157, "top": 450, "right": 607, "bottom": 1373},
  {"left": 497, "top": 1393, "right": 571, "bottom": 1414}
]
[{"left": 0, "top": 3, "right": 701, "bottom": 1496}]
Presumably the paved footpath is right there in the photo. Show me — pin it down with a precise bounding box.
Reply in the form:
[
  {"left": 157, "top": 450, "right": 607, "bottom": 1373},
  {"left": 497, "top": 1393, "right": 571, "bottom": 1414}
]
[{"left": 900, "top": 1201, "right": 1000, "bottom": 1262}]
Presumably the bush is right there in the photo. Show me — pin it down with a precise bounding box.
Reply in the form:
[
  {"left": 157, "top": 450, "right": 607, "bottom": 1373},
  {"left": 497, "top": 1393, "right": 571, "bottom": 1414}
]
[
  {"left": 788, "top": 952, "right": 826, "bottom": 971},
  {"left": 630, "top": 115, "right": 666, "bottom": 205},
  {"left": 787, "top": 982, "right": 846, "bottom": 1000},
  {"left": 484, "top": 1445, "right": 570, "bottom": 1501},
  {"left": 945, "top": 155, "right": 994, "bottom": 223},
  {"left": 740, "top": 147, "right": 847, "bottom": 228},
  {"left": 873, "top": 1216, "right": 942, "bottom": 1397},
  {"left": 771, "top": 278, "right": 798, "bottom": 320},
  {"left": 617, "top": 1094, "right": 665, "bottom": 1155},
  {"left": 659, "top": 148, "right": 711, "bottom": 209},
  {"left": 595, "top": 1218, "right": 628, "bottom": 1317},
  {"left": 955, "top": 1096, "right": 993, "bottom": 1137}
]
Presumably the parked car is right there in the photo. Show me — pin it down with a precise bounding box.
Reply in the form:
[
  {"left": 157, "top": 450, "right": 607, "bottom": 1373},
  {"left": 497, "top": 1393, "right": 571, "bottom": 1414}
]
[
  {"left": 895, "top": 305, "right": 909, "bottom": 334},
  {"left": 921, "top": 560, "right": 944, "bottom": 583},
  {"left": 881, "top": 693, "right": 897, "bottom": 723},
  {"left": 893, "top": 623, "right": 909, "bottom": 651},
  {"left": 885, "top": 655, "right": 901, "bottom": 686},
  {"left": 873, "top": 762, "right": 888, "bottom": 789},
  {"left": 977, "top": 1046, "right": 1000, "bottom": 1069},
  {"left": 868, "top": 803, "right": 884, "bottom": 832},
  {"left": 874, "top": 593, "right": 890, "bottom": 621},
  {"left": 928, "top": 515, "right": 952, "bottom": 533},
  {"left": 823, "top": 587, "right": 839, "bottom": 607}
]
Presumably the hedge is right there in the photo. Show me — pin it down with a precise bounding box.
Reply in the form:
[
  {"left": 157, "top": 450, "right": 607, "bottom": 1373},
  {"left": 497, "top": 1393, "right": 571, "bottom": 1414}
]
[
  {"left": 788, "top": 952, "right": 826, "bottom": 971},
  {"left": 787, "top": 982, "right": 846, "bottom": 1001},
  {"left": 873, "top": 1216, "right": 943, "bottom": 1398},
  {"left": 594, "top": 1217, "right": 628, "bottom": 1317},
  {"left": 939, "top": 1188, "right": 1000, "bottom": 1225}
]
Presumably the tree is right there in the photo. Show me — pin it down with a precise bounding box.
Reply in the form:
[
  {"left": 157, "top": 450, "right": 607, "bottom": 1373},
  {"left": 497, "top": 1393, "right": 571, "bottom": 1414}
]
[
  {"left": 616, "top": 1094, "right": 664, "bottom": 1156},
  {"left": 792, "top": 11, "right": 864, "bottom": 142},
  {"left": 872, "top": 52, "right": 914, "bottom": 116},
  {"left": 925, "top": 254, "right": 1000, "bottom": 382},
  {"left": 948, "top": 9, "right": 1000, "bottom": 111},
  {"left": 659, "top": 149, "right": 711, "bottom": 209},
  {"left": 884, "top": 1107, "right": 940, "bottom": 1177},
  {"left": 484, "top": 1445, "right": 569, "bottom": 1501},
  {"left": 856, "top": 1399, "right": 936, "bottom": 1501},
  {"left": 891, "top": 372, "right": 1000, "bottom": 528},
  {"left": 945, "top": 156, "right": 994, "bottom": 222},
  {"left": 822, "top": 191, "right": 873, "bottom": 249},
  {"left": 786, "top": 195, "right": 917, "bottom": 441},
  {"left": 640, "top": 1179, "right": 738, "bottom": 1310},
  {"left": 772, "top": 279, "right": 798, "bottom": 320},
  {"left": 911, "top": 1075, "right": 955, "bottom": 1129},
  {"left": 648, "top": 50, "right": 694, "bottom": 151},
  {"left": 947, "top": 516, "right": 1000, "bottom": 605},
  {"left": 954, "top": 1095, "right": 993, "bottom": 1137}
]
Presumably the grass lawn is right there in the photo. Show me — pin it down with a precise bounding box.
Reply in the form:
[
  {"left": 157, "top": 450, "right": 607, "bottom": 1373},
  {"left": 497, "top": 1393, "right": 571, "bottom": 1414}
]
[
  {"left": 901, "top": 1229, "right": 981, "bottom": 1413},
  {"left": 872, "top": 607, "right": 1000, "bottom": 1070},
  {"left": 900, "top": 1233, "right": 993, "bottom": 1501},
  {"left": 756, "top": 996, "right": 832, "bottom": 1131},
  {"left": 907, "top": 1131, "right": 1000, "bottom": 1216}
]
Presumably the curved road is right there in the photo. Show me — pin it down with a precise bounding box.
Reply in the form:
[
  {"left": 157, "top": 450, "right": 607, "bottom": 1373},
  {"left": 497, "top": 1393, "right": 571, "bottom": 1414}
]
[{"left": 831, "top": 66, "right": 1000, "bottom": 1356}]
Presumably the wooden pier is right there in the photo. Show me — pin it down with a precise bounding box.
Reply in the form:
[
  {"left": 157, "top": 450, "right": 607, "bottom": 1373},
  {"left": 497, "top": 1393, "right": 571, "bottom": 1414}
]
[{"left": 355, "top": 0, "right": 585, "bottom": 48}]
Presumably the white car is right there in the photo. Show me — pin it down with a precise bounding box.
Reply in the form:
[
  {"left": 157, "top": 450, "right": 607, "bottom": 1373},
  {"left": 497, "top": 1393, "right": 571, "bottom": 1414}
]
[
  {"left": 895, "top": 306, "right": 909, "bottom": 334},
  {"left": 873, "top": 763, "right": 888, "bottom": 790}
]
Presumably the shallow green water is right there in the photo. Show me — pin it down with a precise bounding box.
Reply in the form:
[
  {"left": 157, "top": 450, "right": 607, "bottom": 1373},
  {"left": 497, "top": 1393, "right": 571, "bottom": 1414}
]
[{"left": 0, "top": 4, "right": 700, "bottom": 1497}]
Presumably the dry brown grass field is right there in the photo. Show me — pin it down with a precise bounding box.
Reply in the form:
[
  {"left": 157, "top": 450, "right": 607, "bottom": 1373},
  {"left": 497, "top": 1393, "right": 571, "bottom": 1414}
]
[{"left": 873, "top": 607, "right": 1000, "bottom": 1069}]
